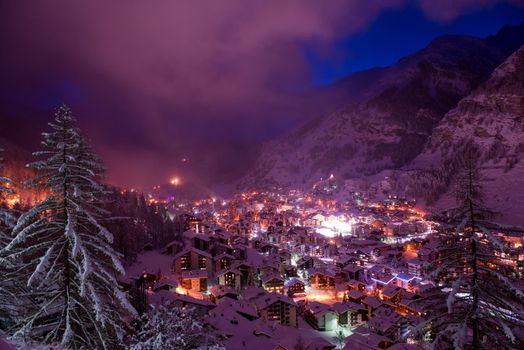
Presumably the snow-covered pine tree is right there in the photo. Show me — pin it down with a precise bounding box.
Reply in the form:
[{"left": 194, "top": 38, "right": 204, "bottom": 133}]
[
  {"left": 127, "top": 304, "right": 223, "bottom": 350},
  {"left": 0, "top": 148, "right": 17, "bottom": 330},
  {"left": 415, "top": 141, "right": 524, "bottom": 350},
  {"left": 0, "top": 148, "right": 15, "bottom": 245},
  {"left": 0, "top": 105, "right": 137, "bottom": 349}
]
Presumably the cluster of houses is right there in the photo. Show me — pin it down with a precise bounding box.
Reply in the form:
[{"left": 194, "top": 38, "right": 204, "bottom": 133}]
[{"left": 123, "top": 189, "right": 524, "bottom": 350}]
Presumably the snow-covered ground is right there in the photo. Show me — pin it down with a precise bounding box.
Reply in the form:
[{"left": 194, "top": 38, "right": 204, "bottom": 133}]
[{"left": 124, "top": 250, "right": 174, "bottom": 278}]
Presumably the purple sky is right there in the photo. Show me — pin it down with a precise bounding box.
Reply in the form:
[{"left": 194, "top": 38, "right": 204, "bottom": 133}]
[{"left": 1, "top": 0, "right": 523, "bottom": 189}]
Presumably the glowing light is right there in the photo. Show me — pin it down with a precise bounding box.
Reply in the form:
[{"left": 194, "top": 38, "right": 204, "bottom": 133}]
[
  {"left": 170, "top": 177, "right": 180, "bottom": 185},
  {"left": 5, "top": 195, "right": 20, "bottom": 208},
  {"left": 316, "top": 216, "right": 354, "bottom": 238}
]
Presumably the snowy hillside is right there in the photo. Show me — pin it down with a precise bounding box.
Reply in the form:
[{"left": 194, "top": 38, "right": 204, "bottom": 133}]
[
  {"left": 237, "top": 23, "right": 524, "bottom": 192},
  {"left": 408, "top": 45, "right": 524, "bottom": 224}
]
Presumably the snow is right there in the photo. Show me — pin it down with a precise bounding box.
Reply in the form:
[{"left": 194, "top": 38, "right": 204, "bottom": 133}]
[
  {"left": 125, "top": 250, "right": 174, "bottom": 278},
  {"left": 0, "top": 338, "right": 13, "bottom": 350}
]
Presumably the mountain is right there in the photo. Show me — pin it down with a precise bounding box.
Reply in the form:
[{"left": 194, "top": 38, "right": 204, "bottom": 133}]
[
  {"left": 237, "top": 22, "right": 524, "bottom": 192},
  {"left": 407, "top": 44, "right": 524, "bottom": 225}
]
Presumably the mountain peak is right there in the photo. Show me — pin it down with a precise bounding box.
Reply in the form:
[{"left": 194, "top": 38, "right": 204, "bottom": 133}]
[
  {"left": 237, "top": 22, "right": 524, "bottom": 193},
  {"left": 486, "top": 20, "right": 524, "bottom": 55}
]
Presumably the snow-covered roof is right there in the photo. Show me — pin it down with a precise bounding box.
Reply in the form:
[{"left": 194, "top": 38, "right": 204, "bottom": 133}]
[
  {"left": 261, "top": 272, "right": 284, "bottom": 284},
  {"left": 180, "top": 269, "right": 208, "bottom": 279},
  {"left": 209, "top": 284, "right": 238, "bottom": 298},
  {"left": 332, "top": 301, "right": 366, "bottom": 314},
  {"left": 216, "top": 268, "right": 241, "bottom": 277},
  {"left": 253, "top": 292, "right": 296, "bottom": 310},
  {"left": 284, "top": 277, "right": 305, "bottom": 288},
  {"left": 173, "top": 246, "right": 212, "bottom": 260},
  {"left": 305, "top": 301, "right": 333, "bottom": 316},
  {"left": 362, "top": 296, "right": 382, "bottom": 309},
  {"left": 347, "top": 289, "right": 365, "bottom": 300}
]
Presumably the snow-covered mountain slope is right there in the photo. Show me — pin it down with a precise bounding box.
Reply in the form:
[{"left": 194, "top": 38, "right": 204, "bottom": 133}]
[
  {"left": 407, "top": 45, "right": 524, "bottom": 224},
  {"left": 237, "top": 23, "right": 524, "bottom": 191}
]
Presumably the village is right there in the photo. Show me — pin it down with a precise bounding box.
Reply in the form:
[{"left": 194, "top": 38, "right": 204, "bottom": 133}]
[
  {"left": 118, "top": 177, "right": 503, "bottom": 350},
  {"left": 116, "top": 167, "right": 524, "bottom": 350}
]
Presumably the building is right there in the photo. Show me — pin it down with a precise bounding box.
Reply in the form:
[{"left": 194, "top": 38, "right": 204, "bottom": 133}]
[
  {"left": 214, "top": 253, "right": 235, "bottom": 271},
  {"left": 217, "top": 268, "right": 242, "bottom": 291},
  {"left": 253, "top": 293, "right": 297, "bottom": 327},
  {"left": 309, "top": 270, "right": 335, "bottom": 289},
  {"left": 172, "top": 247, "right": 213, "bottom": 277},
  {"left": 407, "top": 260, "right": 423, "bottom": 278},
  {"left": 304, "top": 302, "right": 338, "bottom": 331},
  {"left": 285, "top": 278, "right": 305, "bottom": 296},
  {"left": 261, "top": 272, "right": 285, "bottom": 294},
  {"left": 332, "top": 301, "right": 367, "bottom": 327},
  {"left": 179, "top": 269, "right": 208, "bottom": 292}
]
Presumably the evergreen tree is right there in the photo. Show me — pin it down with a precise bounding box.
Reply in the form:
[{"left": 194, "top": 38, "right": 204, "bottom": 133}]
[
  {"left": 333, "top": 330, "right": 346, "bottom": 349},
  {"left": 0, "top": 105, "right": 136, "bottom": 349},
  {"left": 0, "top": 147, "right": 15, "bottom": 244},
  {"left": 416, "top": 141, "right": 524, "bottom": 349},
  {"left": 127, "top": 304, "right": 223, "bottom": 350},
  {"left": 0, "top": 148, "right": 17, "bottom": 330}
]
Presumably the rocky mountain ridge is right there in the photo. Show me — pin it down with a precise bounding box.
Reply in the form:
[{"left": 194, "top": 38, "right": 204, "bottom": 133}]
[
  {"left": 237, "top": 23, "right": 524, "bottom": 197},
  {"left": 406, "top": 44, "right": 524, "bottom": 224}
]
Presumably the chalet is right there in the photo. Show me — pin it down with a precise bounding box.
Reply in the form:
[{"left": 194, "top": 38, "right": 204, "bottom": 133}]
[
  {"left": 179, "top": 269, "right": 208, "bottom": 292},
  {"left": 362, "top": 296, "right": 383, "bottom": 319},
  {"left": 371, "top": 274, "right": 396, "bottom": 291},
  {"left": 209, "top": 285, "right": 239, "bottom": 303},
  {"left": 304, "top": 337, "right": 336, "bottom": 350},
  {"left": 217, "top": 268, "right": 242, "bottom": 291},
  {"left": 346, "top": 289, "right": 366, "bottom": 304},
  {"left": 212, "top": 242, "right": 234, "bottom": 257},
  {"left": 283, "top": 263, "right": 297, "bottom": 278},
  {"left": 343, "top": 331, "right": 393, "bottom": 350},
  {"left": 304, "top": 302, "right": 338, "bottom": 331},
  {"left": 172, "top": 247, "right": 213, "bottom": 277},
  {"left": 335, "top": 255, "right": 353, "bottom": 268},
  {"left": 285, "top": 277, "right": 305, "bottom": 297},
  {"left": 232, "top": 244, "right": 247, "bottom": 260},
  {"left": 347, "top": 279, "right": 366, "bottom": 292},
  {"left": 407, "top": 260, "right": 423, "bottom": 278},
  {"left": 171, "top": 294, "right": 215, "bottom": 317},
  {"left": 214, "top": 252, "right": 235, "bottom": 271},
  {"left": 182, "top": 230, "right": 211, "bottom": 251},
  {"left": 332, "top": 301, "right": 367, "bottom": 327},
  {"left": 261, "top": 272, "right": 285, "bottom": 294},
  {"left": 296, "top": 256, "right": 315, "bottom": 271},
  {"left": 398, "top": 292, "right": 424, "bottom": 316},
  {"left": 259, "top": 243, "right": 279, "bottom": 255},
  {"left": 259, "top": 259, "right": 281, "bottom": 276},
  {"left": 309, "top": 269, "right": 336, "bottom": 289},
  {"left": 233, "top": 261, "right": 254, "bottom": 287},
  {"left": 382, "top": 285, "right": 402, "bottom": 304},
  {"left": 395, "top": 273, "right": 421, "bottom": 292},
  {"left": 210, "top": 298, "right": 259, "bottom": 322},
  {"left": 343, "top": 264, "right": 366, "bottom": 281},
  {"left": 368, "top": 308, "right": 403, "bottom": 341},
  {"left": 153, "top": 278, "right": 178, "bottom": 292},
  {"left": 253, "top": 293, "right": 297, "bottom": 327}
]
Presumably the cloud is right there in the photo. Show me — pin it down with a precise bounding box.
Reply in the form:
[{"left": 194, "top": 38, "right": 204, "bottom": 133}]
[
  {"left": 0, "top": 0, "right": 512, "bottom": 188},
  {"left": 418, "top": 0, "right": 521, "bottom": 22}
]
